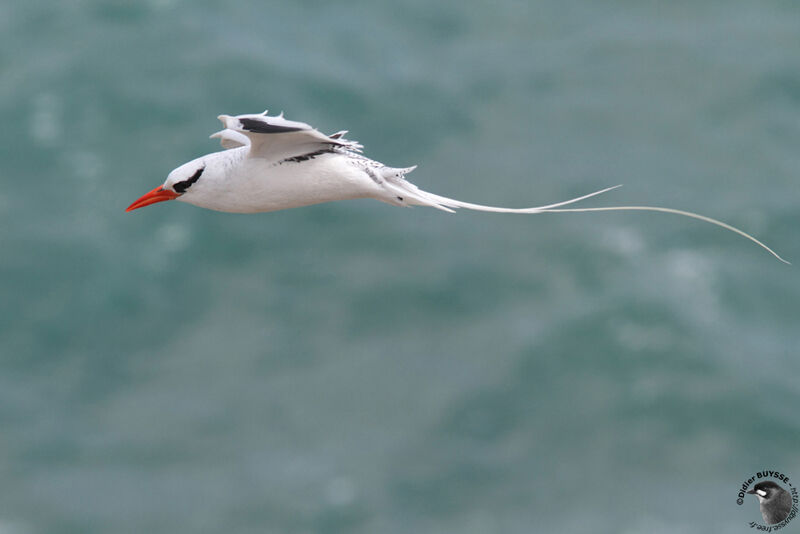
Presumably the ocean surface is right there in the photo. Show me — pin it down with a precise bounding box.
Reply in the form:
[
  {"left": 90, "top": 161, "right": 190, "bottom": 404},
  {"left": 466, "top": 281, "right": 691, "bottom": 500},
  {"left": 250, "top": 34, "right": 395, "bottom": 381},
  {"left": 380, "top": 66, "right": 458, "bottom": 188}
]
[{"left": 1, "top": 1, "right": 799, "bottom": 533}]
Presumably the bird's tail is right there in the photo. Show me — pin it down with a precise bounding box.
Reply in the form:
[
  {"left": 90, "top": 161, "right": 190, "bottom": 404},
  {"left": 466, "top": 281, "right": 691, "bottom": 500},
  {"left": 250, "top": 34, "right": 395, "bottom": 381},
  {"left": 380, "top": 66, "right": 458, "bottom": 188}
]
[
  {"left": 380, "top": 169, "right": 788, "bottom": 264},
  {"left": 378, "top": 166, "right": 620, "bottom": 213}
]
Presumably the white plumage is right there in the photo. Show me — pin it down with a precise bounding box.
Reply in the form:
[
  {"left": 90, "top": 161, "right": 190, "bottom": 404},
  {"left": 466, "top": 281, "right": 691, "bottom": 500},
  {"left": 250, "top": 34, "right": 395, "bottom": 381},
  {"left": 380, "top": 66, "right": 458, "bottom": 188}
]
[{"left": 127, "top": 110, "right": 787, "bottom": 263}]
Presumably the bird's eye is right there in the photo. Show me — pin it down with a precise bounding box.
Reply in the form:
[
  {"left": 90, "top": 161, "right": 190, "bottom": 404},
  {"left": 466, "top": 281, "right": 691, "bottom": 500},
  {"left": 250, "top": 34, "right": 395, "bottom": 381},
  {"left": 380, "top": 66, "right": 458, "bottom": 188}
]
[{"left": 173, "top": 166, "right": 205, "bottom": 193}]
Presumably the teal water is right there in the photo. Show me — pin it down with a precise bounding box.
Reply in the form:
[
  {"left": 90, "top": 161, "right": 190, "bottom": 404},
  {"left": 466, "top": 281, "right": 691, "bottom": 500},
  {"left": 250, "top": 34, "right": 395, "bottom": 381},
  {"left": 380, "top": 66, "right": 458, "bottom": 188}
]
[{"left": 1, "top": 2, "right": 799, "bottom": 533}]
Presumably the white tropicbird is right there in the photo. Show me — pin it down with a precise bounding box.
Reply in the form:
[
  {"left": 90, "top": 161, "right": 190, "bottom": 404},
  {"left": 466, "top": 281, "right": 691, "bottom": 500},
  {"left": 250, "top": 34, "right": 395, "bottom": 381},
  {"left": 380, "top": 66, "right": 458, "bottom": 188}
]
[{"left": 127, "top": 110, "right": 787, "bottom": 263}]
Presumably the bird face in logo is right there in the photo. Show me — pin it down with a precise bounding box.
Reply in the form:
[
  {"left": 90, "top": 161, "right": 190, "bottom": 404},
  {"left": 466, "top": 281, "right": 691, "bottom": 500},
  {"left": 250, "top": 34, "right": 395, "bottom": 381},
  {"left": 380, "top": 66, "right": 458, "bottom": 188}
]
[{"left": 747, "top": 480, "right": 792, "bottom": 525}]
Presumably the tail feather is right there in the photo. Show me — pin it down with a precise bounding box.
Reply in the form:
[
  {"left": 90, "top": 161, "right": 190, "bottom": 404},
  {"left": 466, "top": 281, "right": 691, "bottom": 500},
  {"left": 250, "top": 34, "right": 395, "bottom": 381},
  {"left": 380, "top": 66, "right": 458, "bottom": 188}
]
[
  {"left": 382, "top": 171, "right": 788, "bottom": 264},
  {"left": 535, "top": 205, "right": 790, "bottom": 264},
  {"left": 382, "top": 167, "right": 621, "bottom": 213},
  {"left": 379, "top": 166, "right": 456, "bottom": 212},
  {"left": 419, "top": 185, "right": 623, "bottom": 213}
]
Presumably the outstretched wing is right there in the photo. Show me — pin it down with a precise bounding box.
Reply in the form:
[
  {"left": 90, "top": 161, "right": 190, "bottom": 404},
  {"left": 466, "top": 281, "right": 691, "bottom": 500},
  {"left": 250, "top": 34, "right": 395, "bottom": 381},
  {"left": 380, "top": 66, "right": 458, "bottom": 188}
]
[
  {"left": 215, "top": 111, "right": 362, "bottom": 161},
  {"left": 209, "top": 128, "right": 250, "bottom": 149}
]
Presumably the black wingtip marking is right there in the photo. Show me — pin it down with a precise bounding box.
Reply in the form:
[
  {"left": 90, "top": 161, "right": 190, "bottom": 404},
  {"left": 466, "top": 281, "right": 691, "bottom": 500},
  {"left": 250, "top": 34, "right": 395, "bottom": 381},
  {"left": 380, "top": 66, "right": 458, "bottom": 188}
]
[
  {"left": 173, "top": 166, "right": 204, "bottom": 193},
  {"left": 239, "top": 117, "right": 305, "bottom": 134}
]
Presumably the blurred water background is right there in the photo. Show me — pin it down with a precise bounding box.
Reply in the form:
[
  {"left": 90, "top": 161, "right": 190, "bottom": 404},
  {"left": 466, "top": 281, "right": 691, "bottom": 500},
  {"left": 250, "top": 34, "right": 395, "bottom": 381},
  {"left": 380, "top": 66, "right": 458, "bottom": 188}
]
[{"left": 1, "top": 1, "right": 799, "bottom": 533}]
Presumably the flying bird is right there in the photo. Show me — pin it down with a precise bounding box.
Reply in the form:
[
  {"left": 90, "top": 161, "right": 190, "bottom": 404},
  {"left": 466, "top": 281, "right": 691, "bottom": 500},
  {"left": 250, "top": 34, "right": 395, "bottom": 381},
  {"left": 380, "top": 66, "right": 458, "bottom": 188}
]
[
  {"left": 127, "top": 110, "right": 787, "bottom": 263},
  {"left": 748, "top": 481, "right": 793, "bottom": 525}
]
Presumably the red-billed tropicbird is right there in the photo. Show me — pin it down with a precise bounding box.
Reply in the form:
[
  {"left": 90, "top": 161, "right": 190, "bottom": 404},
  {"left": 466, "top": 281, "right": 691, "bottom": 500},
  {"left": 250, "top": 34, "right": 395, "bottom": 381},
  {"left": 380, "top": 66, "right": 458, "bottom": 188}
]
[{"left": 127, "top": 110, "right": 787, "bottom": 263}]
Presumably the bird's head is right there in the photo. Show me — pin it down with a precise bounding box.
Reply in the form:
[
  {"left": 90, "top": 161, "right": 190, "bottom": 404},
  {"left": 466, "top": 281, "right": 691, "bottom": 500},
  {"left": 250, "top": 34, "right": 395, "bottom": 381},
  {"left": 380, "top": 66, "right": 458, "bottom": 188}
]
[
  {"left": 127, "top": 157, "right": 209, "bottom": 212},
  {"left": 747, "top": 481, "right": 783, "bottom": 503}
]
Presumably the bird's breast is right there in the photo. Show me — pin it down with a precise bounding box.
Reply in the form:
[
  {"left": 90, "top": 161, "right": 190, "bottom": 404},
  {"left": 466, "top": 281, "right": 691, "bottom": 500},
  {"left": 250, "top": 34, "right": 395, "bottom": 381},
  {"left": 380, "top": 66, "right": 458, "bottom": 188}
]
[{"left": 208, "top": 154, "right": 380, "bottom": 213}]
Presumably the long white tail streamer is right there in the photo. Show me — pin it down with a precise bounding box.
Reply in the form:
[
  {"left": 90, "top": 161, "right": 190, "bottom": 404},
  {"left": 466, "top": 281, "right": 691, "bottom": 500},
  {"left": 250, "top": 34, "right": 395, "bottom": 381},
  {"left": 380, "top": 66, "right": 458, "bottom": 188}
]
[
  {"left": 537, "top": 205, "right": 789, "bottom": 264},
  {"left": 401, "top": 182, "right": 789, "bottom": 264}
]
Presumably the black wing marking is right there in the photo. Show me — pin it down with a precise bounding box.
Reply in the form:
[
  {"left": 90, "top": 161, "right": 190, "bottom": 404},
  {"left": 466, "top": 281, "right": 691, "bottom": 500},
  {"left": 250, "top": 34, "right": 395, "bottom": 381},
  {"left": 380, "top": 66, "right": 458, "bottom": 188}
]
[
  {"left": 217, "top": 113, "right": 364, "bottom": 160},
  {"left": 279, "top": 148, "right": 336, "bottom": 164},
  {"left": 238, "top": 118, "right": 305, "bottom": 134}
]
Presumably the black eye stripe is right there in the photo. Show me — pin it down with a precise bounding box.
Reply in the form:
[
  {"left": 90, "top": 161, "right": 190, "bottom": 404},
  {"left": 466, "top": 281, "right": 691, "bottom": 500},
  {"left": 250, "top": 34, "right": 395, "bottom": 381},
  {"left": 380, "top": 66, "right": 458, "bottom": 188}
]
[{"left": 173, "top": 166, "right": 204, "bottom": 193}]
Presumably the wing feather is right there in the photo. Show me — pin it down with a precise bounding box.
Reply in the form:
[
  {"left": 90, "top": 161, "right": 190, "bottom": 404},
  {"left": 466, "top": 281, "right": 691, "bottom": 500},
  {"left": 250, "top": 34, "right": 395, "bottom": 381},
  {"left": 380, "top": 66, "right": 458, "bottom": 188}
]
[
  {"left": 216, "top": 112, "right": 362, "bottom": 161},
  {"left": 209, "top": 129, "right": 250, "bottom": 149}
]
